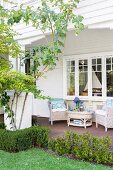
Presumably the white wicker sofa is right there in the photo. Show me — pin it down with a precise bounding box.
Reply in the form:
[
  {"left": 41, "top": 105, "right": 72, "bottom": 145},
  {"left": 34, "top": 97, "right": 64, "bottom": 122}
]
[
  {"left": 95, "top": 100, "right": 113, "bottom": 132},
  {"left": 48, "top": 98, "right": 68, "bottom": 125}
]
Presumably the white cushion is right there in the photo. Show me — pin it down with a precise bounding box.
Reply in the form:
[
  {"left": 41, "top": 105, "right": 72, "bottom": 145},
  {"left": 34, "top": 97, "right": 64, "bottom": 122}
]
[
  {"left": 95, "top": 110, "right": 106, "bottom": 116},
  {"left": 52, "top": 108, "right": 67, "bottom": 112}
]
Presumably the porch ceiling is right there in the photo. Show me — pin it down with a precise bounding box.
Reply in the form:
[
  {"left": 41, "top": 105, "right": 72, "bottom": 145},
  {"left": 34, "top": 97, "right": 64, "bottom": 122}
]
[
  {"left": 24, "top": 28, "right": 113, "bottom": 56},
  {"left": 9, "top": 0, "right": 113, "bottom": 46}
]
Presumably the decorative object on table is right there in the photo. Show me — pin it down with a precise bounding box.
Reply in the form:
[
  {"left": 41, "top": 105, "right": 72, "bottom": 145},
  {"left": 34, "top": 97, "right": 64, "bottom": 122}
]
[
  {"left": 73, "top": 97, "right": 80, "bottom": 111},
  {"left": 73, "top": 119, "right": 82, "bottom": 125},
  {"left": 80, "top": 101, "right": 84, "bottom": 111}
]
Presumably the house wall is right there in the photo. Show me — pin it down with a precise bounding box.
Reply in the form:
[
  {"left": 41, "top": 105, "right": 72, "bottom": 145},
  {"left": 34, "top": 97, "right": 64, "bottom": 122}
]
[
  {"left": 33, "top": 60, "right": 63, "bottom": 117},
  {"left": 64, "top": 29, "right": 113, "bottom": 55},
  {"left": 33, "top": 29, "right": 113, "bottom": 117}
]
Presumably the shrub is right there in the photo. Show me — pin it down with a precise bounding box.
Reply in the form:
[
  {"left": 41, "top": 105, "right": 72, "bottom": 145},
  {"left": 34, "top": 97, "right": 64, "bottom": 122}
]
[
  {"left": 49, "top": 136, "right": 70, "bottom": 155},
  {"left": 49, "top": 132, "right": 113, "bottom": 164},
  {"left": 0, "top": 122, "right": 6, "bottom": 129},
  {"left": 0, "top": 126, "right": 49, "bottom": 152}
]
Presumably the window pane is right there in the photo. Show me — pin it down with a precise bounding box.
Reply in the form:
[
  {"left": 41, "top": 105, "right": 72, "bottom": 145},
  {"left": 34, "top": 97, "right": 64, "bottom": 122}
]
[
  {"left": 79, "top": 60, "right": 83, "bottom": 65},
  {"left": 79, "top": 59, "right": 88, "bottom": 96},
  {"left": 106, "top": 58, "right": 111, "bottom": 64},
  {"left": 79, "top": 72, "right": 88, "bottom": 96},
  {"left": 97, "top": 58, "right": 101, "bottom": 64},
  {"left": 25, "top": 59, "right": 30, "bottom": 74},
  {"left": 92, "top": 58, "right": 102, "bottom": 96},
  {"left": 97, "top": 65, "right": 101, "bottom": 71},
  {"left": 92, "top": 72, "right": 102, "bottom": 96},
  {"left": 71, "top": 61, "right": 75, "bottom": 66},
  {"left": 67, "top": 60, "right": 75, "bottom": 96},
  {"left": 107, "top": 71, "right": 113, "bottom": 97},
  {"left": 92, "top": 66, "right": 96, "bottom": 71},
  {"left": 106, "top": 65, "right": 111, "bottom": 71},
  {"left": 84, "top": 60, "right": 87, "bottom": 65},
  {"left": 92, "top": 59, "right": 96, "bottom": 65},
  {"left": 71, "top": 67, "right": 75, "bottom": 72},
  {"left": 67, "top": 73, "right": 75, "bottom": 95},
  {"left": 84, "top": 66, "right": 88, "bottom": 71}
]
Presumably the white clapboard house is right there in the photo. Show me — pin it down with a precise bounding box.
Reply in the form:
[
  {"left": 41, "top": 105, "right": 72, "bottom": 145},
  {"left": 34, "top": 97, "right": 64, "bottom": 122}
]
[{"left": 2, "top": 0, "right": 113, "bottom": 128}]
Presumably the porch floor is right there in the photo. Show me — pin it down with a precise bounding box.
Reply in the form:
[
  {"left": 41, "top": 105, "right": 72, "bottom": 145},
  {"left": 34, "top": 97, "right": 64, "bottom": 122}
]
[{"left": 36, "top": 117, "right": 113, "bottom": 145}]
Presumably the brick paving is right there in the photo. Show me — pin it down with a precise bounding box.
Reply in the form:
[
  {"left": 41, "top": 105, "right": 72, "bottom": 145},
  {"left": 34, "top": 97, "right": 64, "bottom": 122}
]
[{"left": 36, "top": 117, "right": 113, "bottom": 146}]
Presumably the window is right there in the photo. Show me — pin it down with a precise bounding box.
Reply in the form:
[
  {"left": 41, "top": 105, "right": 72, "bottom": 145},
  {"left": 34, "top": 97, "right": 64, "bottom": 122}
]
[
  {"left": 64, "top": 53, "right": 113, "bottom": 99},
  {"left": 79, "top": 59, "right": 88, "bottom": 96},
  {"left": 92, "top": 58, "right": 102, "bottom": 96},
  {"left": 25, "top": 59, "right": 30, "bottom": 74},
  {"left": 106, "top": 57, "right": 113, "bottom": 97},
  {"left": 67, "top": 61, "right": 75, "bottom": 95}
]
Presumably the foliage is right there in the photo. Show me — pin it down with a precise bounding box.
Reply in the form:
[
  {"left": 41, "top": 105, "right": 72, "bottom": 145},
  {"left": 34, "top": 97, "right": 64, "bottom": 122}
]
[
  {"left": 48, "top": 136, "right": 70, "bottom": 155},
  {"left": 7, "top": 0, "right": 84, "bottom": 77},
  {"left": 0, "top": 70, "right": 46, "bottom": 130},
  {"left": 0, "top": 122, "right": 6, "bottom": 129},
  {"left": 48, "top": 132, "right": 113, "bottom": 164},
  {"left": 0, "top": 126, "right": 49, "bottom": 152},
  {"left": 0, "top": 70, "right": 41, "bottom": 95},
  {"left": 0, "top": 0, "right": 84, "bottom": 130},
  {"left": 0, "top": 4, "right": 22, "bottom": 70}
]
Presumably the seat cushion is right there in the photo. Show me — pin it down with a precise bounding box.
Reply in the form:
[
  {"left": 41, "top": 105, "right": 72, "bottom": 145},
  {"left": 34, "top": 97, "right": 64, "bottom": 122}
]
[
  {"left": 95, "top": 110, "right": 106, "bottom": 116},
  {"left": 50, "top": 98, "right": 66, "bottom": 110},
  {"left": 52, "top": 108, "right": 67, "bottom": 112},
  {"left": 106, "top": 99, "right": 113, "bottom": 108}
]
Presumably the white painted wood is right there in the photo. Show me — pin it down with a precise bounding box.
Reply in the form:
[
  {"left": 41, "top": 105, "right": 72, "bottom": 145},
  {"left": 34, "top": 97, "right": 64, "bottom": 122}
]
[
  {"left": 78, "top": 0, "right": 106, "bottom": 8},
  {"left": 33, "top": 60, "right": 63, "bottom": 117},
  {"left": 63, "top": 59, "right": 67, "bottom": 99},
  {"left": 19, "top": 45, "right": 25, "bottom": 72},
  {"left": 84, "top": 13, "right": 113, "bottom": 25},
  {"left": 77, "top": 0, "right": 113, "bottom": 15},
  {"left": 81, "top": 7, "right": 113, "bottom": 19},
  {"left": 63, "top": 52, "right": 113, "bottom": 101},
  {"left": 9, "top": 0, "right": 113, "bottom": 41},
  {"left": 4, "top": 93, "right": 33, "bottom": 130},
  {"left": 64, "top": 29, "right": 113, "bottom": 55}
]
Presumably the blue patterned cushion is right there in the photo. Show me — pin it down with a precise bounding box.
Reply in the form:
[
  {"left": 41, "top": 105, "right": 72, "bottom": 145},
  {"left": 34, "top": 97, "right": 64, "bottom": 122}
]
[
  {"left": 50, "top": 98, "right": 66, "bottom": 109},
  {"left": 106, "top": 99, "right": 113, "bottom": 108}
]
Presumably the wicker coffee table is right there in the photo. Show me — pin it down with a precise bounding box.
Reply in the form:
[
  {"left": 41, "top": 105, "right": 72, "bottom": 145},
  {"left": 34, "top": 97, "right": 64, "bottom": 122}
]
[{"left": 67, "top": 111, "right": 92, "bottom": 128}]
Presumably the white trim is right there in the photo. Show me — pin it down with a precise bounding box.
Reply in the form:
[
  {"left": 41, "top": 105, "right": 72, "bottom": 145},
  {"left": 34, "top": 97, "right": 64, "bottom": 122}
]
[
  {"left": 63, "top": 51, "right": 113, "bottom": 101},
  {"left": 75, "top": 59, "right": 79, "bottom": 97},
  {"left": 63, "top": 59, "right": 67, "bottom": 99},
  {"left": 102, "top": 57, "right": 106, "bottom": 98},
  {"left": 63, "top": 51, "right": 113, "bottom": 60},
  {"left": 88, "top": 57, "right": 92, "bottom": 99}
]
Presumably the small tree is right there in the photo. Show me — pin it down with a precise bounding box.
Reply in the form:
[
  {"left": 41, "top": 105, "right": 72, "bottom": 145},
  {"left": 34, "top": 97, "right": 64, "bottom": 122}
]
[
  {"left": 9, "top": 0, "right": 84, "bottom": 77},
  {"left": 0, "top": 0, "right": 84, "bottom": 130}
]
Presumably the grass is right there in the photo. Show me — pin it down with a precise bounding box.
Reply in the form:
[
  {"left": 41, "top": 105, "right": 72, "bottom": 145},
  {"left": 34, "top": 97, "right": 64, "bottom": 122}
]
[{"left": 0, "top": 148, "right": 112, "bottom": 170}]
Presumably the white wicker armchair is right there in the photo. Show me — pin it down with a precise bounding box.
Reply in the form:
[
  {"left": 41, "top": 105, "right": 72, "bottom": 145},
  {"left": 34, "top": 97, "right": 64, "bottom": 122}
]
[
  {"left": 48, "top": 98, "right": 68, "bottom": 125},
  {"left": 95, "top": 105, "right": 113, "bottom": 132}
]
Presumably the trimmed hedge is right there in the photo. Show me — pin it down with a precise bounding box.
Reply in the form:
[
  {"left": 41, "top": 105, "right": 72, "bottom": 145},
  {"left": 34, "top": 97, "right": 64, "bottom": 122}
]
[
  {"left": 0, "top": 122, "right": 6, "bottom": 129},
  {"left": 48, "top": 132, "right": 113, "bottom": 164},
  {"left": 0, "top": 126, "right": 49, "bottom": 152}
]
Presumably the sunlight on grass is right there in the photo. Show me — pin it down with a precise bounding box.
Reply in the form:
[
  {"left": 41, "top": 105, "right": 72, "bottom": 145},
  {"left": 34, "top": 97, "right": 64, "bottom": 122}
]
[{"left": 0, "top": 148, "right": 112, "bottom": 170}]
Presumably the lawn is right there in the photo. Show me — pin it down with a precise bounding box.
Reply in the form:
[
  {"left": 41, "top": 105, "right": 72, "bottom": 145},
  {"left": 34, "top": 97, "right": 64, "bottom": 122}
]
[{"left": 0, "top": 148, "right": 112, "bottom": 170}]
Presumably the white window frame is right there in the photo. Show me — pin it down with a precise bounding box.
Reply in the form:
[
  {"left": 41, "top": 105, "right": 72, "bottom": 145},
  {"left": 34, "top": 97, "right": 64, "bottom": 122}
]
[{"left": 63, "top": 51, "right": 113, "bottom": 101}]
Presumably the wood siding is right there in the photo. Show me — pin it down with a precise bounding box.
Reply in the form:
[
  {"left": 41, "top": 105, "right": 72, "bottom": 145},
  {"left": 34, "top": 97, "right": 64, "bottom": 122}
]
[{"left": 1, "top": 0, "right": 113, "bottom": 42}]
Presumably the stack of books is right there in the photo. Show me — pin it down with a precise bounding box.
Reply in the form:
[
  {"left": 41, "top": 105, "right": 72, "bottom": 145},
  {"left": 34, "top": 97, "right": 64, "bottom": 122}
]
[{"left": 73, "top": 119, "right": 82, "bottom": 125}]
